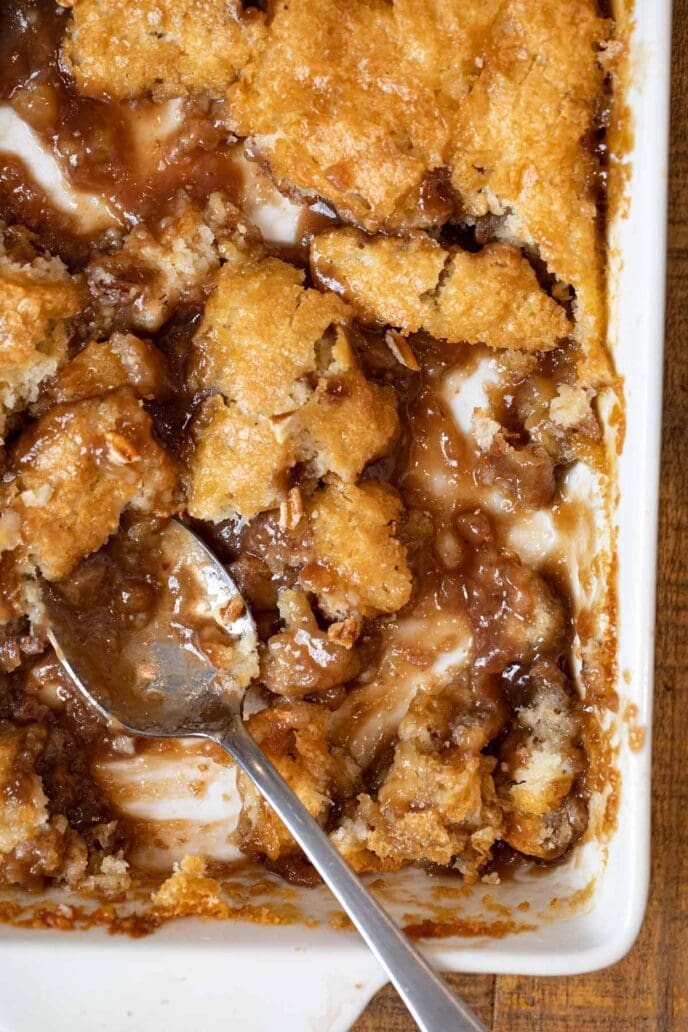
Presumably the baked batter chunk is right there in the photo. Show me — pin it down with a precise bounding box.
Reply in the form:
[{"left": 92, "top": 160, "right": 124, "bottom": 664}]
[
  {"left": 227, "top": 0, "right": 449, "bottom": 230},
  {"left": 0, "top": 388, "right": 179, "bottom": 580},
  {"left": 87, "top": 200, "right": 226, "bottom": 334},
  {"left": 289, "top": 326, "right": 399, "bottom": 482},
  {"left": 189, "top": 244, "right": 349, "bottom": 417},
  {"left": 334, "top": 683, "right": 505, "bottom": 879},
  {"left": 498, "top": 659, "right": 586, "bottom": 860},
  {"left": 0, "top": 232, "right": 82, "bottom": 441},
  {"left": 187, "top": 248, "right": 398, "bottom": 519},
  {"left": 186, "top": 395, "right": 293, "bottom": 522},
  {"left": 450, "top": 0, "right": 609, "bottom": 354},
  {"left": 62, "top": 0, "right": 263, "bottom": 101},
  {"left": 300, "top": 478, "right": 412, "bottom": 618},
  {"left": 237, "top": 702, "right": 360, "bottom": 862},
  {"left": 33, "top": 333, "right": 169, "bottom": 414},
  {"left": 311, "top": 228, "right": 570, "bottom": 351}
]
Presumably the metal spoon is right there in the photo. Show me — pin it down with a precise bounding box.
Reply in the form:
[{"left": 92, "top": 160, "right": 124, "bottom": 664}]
[{"left": 41, "top": 518, "right": 487, "bottom": 1032}]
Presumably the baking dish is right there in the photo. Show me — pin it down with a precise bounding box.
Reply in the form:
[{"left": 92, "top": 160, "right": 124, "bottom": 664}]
[{"left": 0, "top": 1, "right": 671, "bottom": 1028}]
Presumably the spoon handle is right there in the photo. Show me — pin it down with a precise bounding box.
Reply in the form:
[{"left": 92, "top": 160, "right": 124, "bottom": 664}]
[{"left": 216, "top": 718, "right": 489, "bottom": 1032}]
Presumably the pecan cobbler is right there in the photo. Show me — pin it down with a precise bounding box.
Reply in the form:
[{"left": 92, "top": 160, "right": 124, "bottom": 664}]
[{"left": 0, "top": 0, "right": 621, "bottom": 906}]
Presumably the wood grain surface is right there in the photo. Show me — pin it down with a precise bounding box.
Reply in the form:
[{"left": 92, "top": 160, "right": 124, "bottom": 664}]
[{"left": 353, "top": 3, "right": 688, "bottom": 1028}]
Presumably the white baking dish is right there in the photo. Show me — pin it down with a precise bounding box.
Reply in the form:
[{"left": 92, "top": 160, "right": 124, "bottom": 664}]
[{"left": 0, "top": 1, "right": 671, "bottom": 1028}]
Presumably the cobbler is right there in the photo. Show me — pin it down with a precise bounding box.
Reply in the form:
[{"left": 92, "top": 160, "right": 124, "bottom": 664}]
[{"left": 0, "top": 0, "right": 620, "bottom": 905}]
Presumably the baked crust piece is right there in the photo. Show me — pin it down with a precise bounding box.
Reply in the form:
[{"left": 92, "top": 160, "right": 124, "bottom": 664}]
[
  {"left": 227, "top": 0, "right": 449, "bottom": 231},
  {"left": 311, "top": 228, "right": 570, "bottom": 351},
  {"left": 62, "top": 0, "right": 264, "bottom": 101},
  {"left": 187, "top": 247, "right": 398, "bottom": 520},
  {"left": 230, "top": 0, "right": 607, "bottom": 352},
  {"left": 186, "top": 395, "right": 293, "bottom": 523},
  {"left": 333, "top": 682, "right": 505, "bottom": 879},
  {"left": 449, "top": 0, "right": 609, "bottom": 356},
  {"left": 1, "top": 387, "right": 179, "bottom": 580},
  {"left": 189, "top": 245, "right": 350, "bottom": 417},
  {"left": 33, "top": 333, "right": 170, "bottom": 414},
  {"left": 299, "top": 478, "right": 412, "bottom": 618},
  {"left": 0, "top": 234, "right": 82, "bottom": 441},
  {"left": 87, "top": 200, "right": 227, "bottom": 334},
  {"left": 498, "top": 659, "right": 587, "bottom": 860},
  {"left": 237, "top": 702, "right": 360, "bottom": 861},
  {"left": 290, "top": 361, "right": 399, "bottom": 483}
]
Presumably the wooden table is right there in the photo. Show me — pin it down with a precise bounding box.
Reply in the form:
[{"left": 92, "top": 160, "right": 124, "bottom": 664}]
[{"left": 354, "top": 2, "right": 688, "bottom": 1027}]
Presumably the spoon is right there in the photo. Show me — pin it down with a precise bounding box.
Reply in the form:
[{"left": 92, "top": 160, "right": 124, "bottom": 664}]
[{"left": 41, "top": 518, "right": 488, "bottom": 1032}]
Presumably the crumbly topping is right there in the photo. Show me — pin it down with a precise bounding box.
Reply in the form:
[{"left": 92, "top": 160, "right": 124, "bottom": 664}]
[
  {"left": 187, "top": 248, "right": 398, "bottom": 520},
  {"left": 312, "top": 228, "right": 570, "bottom": 351},
  {"left": 300, "top": 478, "right": 412, "bottom": 618},
  {"left": 33, "top": 333, "right": 169, "bottom": 414},
  {"left": 229, "top": 0, "right": 609, "bottom": 338},
  {"left": 0, "top": 0, "right": 616, "bottom": 907},
  {"left": 334, "top": 682, "right": 504, "bottom": 879},
  {"left": 62, "top": 0, "right": 263, "bottom": 101},
  {"left": 227, "top": 0, "right": 448, "bottom": 230},
  {"left": 449, "top": 0, "right": 609, "bottom": 355},
  {"left": 0, "top": 388, "right": 179, "bottom": 580},
  {"left": 0, "top": 235, "right": 82, "bottom": 441},
  {"left": 189, "top": 244, "right": 349, "bottom": 417},
  {"left": 186, "top": 395, "right": 293, "bottom": 523}
]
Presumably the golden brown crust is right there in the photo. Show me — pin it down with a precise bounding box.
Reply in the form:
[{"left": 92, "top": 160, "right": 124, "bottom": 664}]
[
  {"left": 333, "top": 684, "right": 504, "bottom": 878},
  {"left": 189, "top": 245, "right": 349, "bottom": 417},
  {"left": 33, "top": 333, "right": 169, "bottom": 414},
  {"left": 228, "top": 0, "right": 608, "bottom": 354},
  {"left": 1, "top": 387, "right": 179, "bottom": 580},
  {"left": 186, "top": 395, "right": 293, "bottom": 522},
  {"left": 227, "top": 0, "right": 448, "bottom": 230},
  {"left": 311, "top": 228, "right": 570, "bottom": 351},
  {"left": 312, "top": 229, "right": 446, "bottom": 332},
  {"left": 187, "top": 248, "right": 398, "bottom": 520},
  {"left": 300, "top": 478, "right": 412, "bottom": 618},
  {"left": 424, "top": 245, "right": 571, "bottom": 352},
  {"left": 292, "top": 367, "right": 399, "bottom": 482},
  {"left": 449, "top": 0, "right": 609, "bottom": 357},
  {"left": 238, "top": 702, "right": 360, "bottom": 861},
  {"left": 62, "top": 0, "right": 263, "bottom": 101},
  {"left": 0, "top": 244, "right": 82, "bottom": 440},
  {"left": 0, "top": 0, "right": 612, "bottom": 902}
]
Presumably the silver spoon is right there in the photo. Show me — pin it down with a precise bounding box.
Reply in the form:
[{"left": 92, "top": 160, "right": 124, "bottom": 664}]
[{"left": 41, "top": 518, "right": 487, "bottom": 1032}]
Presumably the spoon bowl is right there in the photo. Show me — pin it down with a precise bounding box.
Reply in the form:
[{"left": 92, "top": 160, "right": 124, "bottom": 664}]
[{"left": 42, "top": 519, "right": 258, "bottom": 736}]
